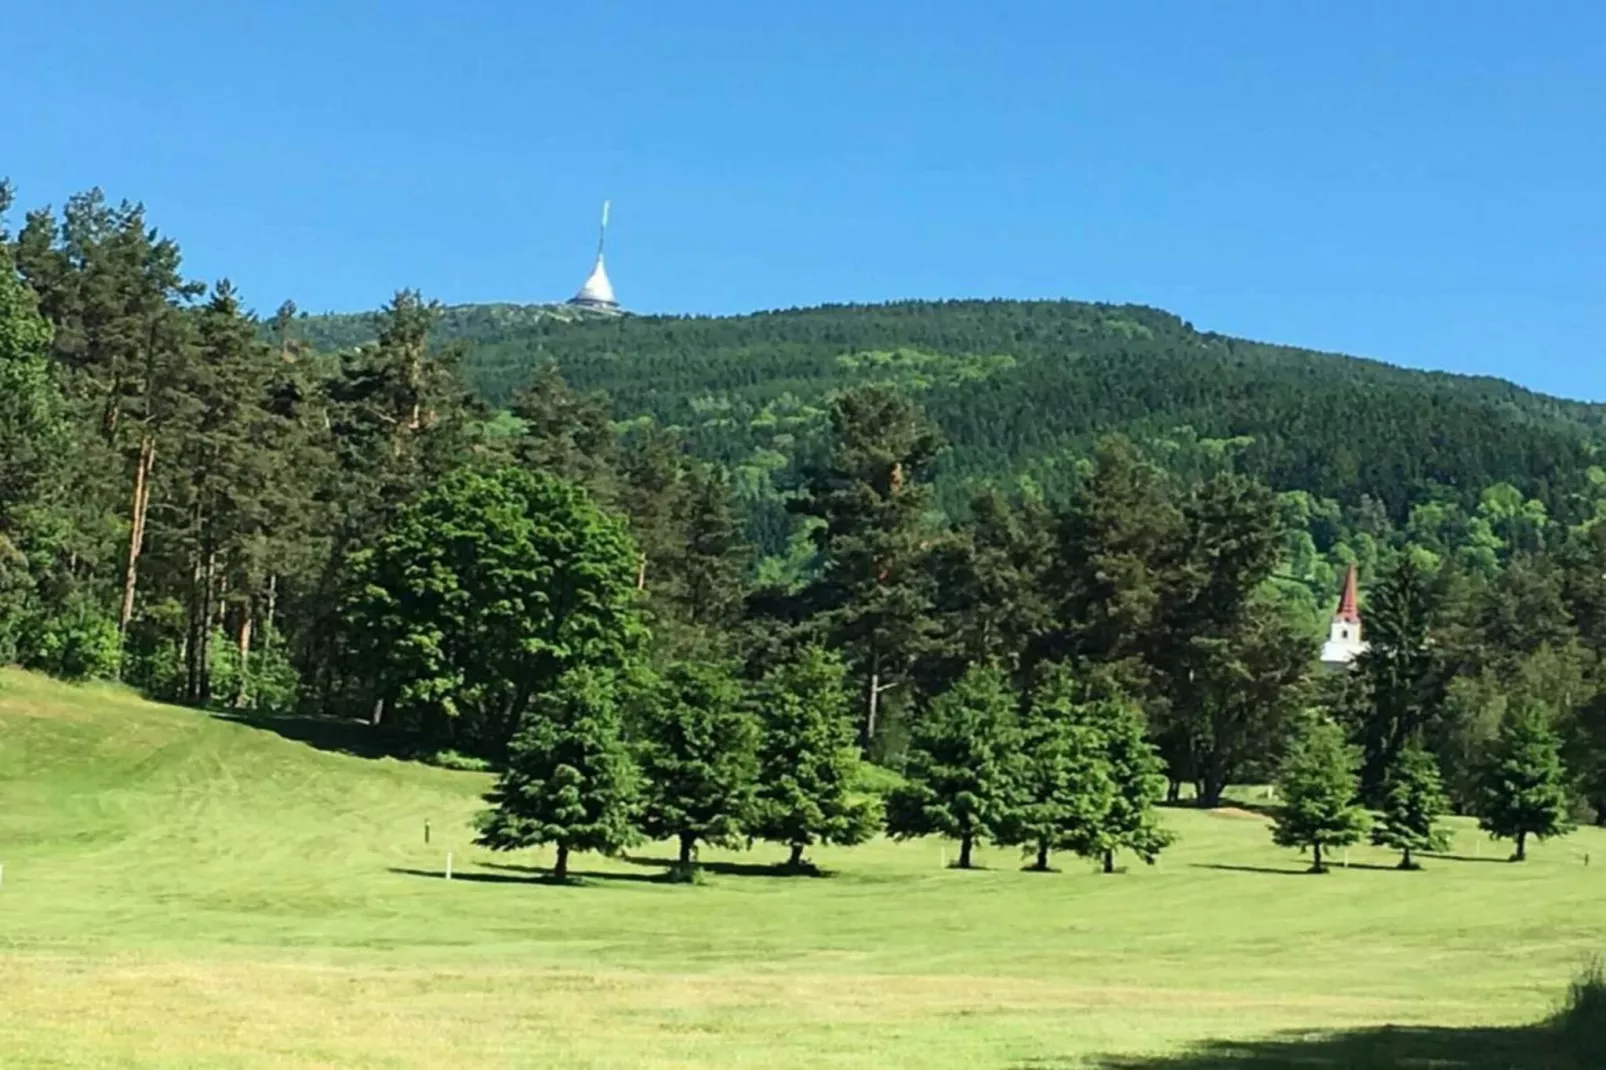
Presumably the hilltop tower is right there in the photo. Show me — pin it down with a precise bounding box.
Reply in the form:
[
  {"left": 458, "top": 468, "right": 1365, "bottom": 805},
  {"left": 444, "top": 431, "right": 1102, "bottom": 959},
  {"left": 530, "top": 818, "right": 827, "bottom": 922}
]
[
  {"left": 568, "top": 200, "right": 620, "bottom": 311},
  {"left": 1319, "top": 564, "right": 1367, "bottom": 670}
]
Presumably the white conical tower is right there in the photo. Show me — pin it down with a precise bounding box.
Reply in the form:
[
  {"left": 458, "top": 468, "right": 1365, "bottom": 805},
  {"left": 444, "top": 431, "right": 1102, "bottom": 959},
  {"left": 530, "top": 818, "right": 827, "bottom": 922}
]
[{"left": 569, "top": 200, "right": 619, "bottom": 310}]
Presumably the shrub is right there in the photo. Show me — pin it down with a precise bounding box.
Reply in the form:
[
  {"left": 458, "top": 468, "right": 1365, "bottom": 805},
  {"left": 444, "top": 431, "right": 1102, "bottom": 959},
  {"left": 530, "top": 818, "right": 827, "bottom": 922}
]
[{"left": 22, "top": 601, "right": 121, "bottom": 680}]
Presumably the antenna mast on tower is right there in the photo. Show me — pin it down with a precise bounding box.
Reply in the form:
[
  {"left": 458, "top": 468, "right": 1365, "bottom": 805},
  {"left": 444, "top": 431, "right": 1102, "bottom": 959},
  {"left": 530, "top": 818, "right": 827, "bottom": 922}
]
[{"left": 569, "top": 199, "right": 621, "bottom": 312}]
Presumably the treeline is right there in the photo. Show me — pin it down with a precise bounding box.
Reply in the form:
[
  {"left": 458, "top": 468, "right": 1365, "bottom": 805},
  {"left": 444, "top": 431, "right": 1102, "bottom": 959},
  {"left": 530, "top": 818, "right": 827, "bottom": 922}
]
[{"left": 2, "top": 183, "right": 1605, "bottom": 871}]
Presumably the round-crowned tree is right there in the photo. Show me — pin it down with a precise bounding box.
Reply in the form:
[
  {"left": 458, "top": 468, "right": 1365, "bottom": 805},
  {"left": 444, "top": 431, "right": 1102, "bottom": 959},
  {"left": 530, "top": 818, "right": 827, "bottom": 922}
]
[{"left": 346, "top": 466, "right": 644, "bottom": 755}]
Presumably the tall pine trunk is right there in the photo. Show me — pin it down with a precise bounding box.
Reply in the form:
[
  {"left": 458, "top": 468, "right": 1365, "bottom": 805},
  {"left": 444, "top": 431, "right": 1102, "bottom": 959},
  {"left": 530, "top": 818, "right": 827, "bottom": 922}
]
[
  {"left": 678, "top": 833, "right": 695, "bottom": 867},
  {"left": 1103, "top": 849, "right": 1116, "bottom": 874},
  {"left": 957, "top": 832, "right": 974, "bottom": 869},
  {"left": 1311, "top": 841, "right": 1325, "bottom": 873},
  {"left": 1033, "top": 841, "right": 1050, "bottom": 871},
  {"left": 1516, "top": 831, "right": 1528, "bottom": 862},
  {"left": 234, "top": 600, "right": 253, "bottom": 708},
  {"left": 117, "top": 435, "right": 156, "bottom": 635},
  {"left": 787, "top": 843, "right": 805, "bottom": 868}
]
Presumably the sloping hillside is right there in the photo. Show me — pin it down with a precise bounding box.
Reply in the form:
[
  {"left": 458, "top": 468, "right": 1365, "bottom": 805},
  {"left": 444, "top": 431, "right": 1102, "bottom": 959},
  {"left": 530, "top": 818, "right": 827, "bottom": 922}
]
[{"left": 289, "top": 300, "right": 1606, "bottom": 523}]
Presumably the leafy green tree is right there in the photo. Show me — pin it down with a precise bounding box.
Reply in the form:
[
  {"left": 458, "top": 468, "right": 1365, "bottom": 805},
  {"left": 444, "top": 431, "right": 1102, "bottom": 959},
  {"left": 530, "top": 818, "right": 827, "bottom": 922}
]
[
  {"left": 1272, "top": 717, "right": 1369, "bottom": 873},
  {"left": 749, "top": 645, "right": 879, "bottom": 869},
  {"left": 345, "top": 467, "right": 643, "bottom": 755},
  {"left": 1477, "top": 704, "right": 1575, "bottom": 861},
  {"left": 791, "top": 385, "right": 943, "bottom": 746},
  {"left": 475, "top": 665, "right": 640, "bottom": 882},
  {"left": 996, "top": 666, "right": 1113, "bottom": 872},
  {"left": 1079, "top": 695, "right": 1175, "bottom": 873},
  {"left": 0, "top": 242, "right": 67, "bottom": 659},
  {"left": 1370, "top": 742, "right": 1452, "bottom": 869},
  {"left": 885, "top": 664, "right": 1020, "bottom": 869},
  {"left": 637, "top": 661, "right": 760, "bottom": 869}
]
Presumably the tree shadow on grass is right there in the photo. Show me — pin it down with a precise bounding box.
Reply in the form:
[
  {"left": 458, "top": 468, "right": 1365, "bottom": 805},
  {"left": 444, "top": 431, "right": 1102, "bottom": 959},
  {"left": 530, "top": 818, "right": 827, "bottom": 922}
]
[
  {"left": 620, "top": 854, "right": 834, "bottom": 879},
  {"left": 388, "top": 865, "right": 664, "bottom": 886},
  {"left": 1190, "top": 862, "right": 1401, "bottom": 876},
  {"left": 1421, "top": 852, "right": 1517, "bottom": 865},
  {"left": 1046, "top": 1021, "right": 1588, "bottom": 1070},
  {"left": 1053, "top": 964, "right": 1606, "bottom": 1070},
  {"left": 216, "top": 711, "right": 423, "bottom": 762}
]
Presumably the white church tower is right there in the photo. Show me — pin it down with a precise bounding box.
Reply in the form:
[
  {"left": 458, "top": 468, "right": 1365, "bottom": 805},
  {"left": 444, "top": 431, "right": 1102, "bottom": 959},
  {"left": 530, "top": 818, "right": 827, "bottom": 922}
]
[
  {"left": 1319, "top": 563, "right": 1367, "bottom": 670},
  {"left": 568, "top": 200, "right": 620, "bottom": 312}
]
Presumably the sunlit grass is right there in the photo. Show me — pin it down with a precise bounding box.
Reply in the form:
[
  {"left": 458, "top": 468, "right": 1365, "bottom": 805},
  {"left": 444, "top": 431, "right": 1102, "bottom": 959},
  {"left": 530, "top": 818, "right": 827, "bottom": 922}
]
[{"left": 2, "top": 667, "right": 1602, "bottom": 1068}]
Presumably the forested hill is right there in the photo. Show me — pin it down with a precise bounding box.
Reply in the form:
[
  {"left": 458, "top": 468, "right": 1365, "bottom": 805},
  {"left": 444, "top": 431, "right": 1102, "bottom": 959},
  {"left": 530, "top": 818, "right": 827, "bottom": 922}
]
[{"left": 289, "top": 298, "right": 1606, "bottom": 522}]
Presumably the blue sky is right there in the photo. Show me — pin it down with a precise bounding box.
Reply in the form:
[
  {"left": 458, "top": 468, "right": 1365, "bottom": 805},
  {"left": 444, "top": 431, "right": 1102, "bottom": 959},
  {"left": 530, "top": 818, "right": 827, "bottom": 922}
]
[{"left": 4, "top": 1, "right": 1604, "bottom": 398}]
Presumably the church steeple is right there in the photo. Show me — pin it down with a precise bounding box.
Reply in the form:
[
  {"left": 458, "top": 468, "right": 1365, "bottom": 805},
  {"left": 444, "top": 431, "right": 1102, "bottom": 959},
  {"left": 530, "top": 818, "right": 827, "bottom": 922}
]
[
  {"left": 1335, "top": 563, "right": 1360, "bottom": 623},
  {"left": 1320, "top": 564, "right": 1367, "bottom": 670},
  {"left": 569, "top": 200, "right": 620, "bottom": 311}
]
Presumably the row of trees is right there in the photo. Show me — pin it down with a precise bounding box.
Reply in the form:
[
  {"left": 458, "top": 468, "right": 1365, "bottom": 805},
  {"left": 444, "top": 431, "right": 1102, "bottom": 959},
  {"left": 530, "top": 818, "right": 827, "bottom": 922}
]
[{"left": 1275, "top": 707, "right": 1574, "bottom": 872}]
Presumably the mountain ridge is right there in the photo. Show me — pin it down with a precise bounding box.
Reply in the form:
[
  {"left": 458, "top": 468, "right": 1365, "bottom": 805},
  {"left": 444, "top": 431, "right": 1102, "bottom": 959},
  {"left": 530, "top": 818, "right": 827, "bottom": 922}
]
[{"left": 284, "top": 298, "right": 1606, "bottom": 543}]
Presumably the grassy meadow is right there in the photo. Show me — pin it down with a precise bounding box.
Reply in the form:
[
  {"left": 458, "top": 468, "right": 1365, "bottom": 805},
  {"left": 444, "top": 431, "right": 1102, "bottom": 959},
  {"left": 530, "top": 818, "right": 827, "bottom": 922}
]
[{"left": 1, "top": 666, "right": 1603, "bottom": 1068}]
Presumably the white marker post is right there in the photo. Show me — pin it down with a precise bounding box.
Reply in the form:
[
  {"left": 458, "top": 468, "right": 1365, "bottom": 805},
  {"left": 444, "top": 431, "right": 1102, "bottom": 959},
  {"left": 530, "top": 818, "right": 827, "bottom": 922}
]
[{"left": 445, "top": 852, "right": 454, "bottom": 881}]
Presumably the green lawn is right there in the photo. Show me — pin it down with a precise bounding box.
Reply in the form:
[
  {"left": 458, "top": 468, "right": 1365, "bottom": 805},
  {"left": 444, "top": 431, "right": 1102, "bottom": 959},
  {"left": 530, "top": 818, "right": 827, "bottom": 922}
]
[{"left": 1, "top": 667, "right": 1602, "bottom": 1069}]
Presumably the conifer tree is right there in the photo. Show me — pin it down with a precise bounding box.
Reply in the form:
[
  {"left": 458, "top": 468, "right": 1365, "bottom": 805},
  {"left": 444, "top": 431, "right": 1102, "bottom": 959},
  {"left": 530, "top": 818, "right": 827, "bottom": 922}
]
[
  {"left": 791, "top": 385, "right": 943, "bottom": 746},
  {"left": 1370, "top": 742, "right": 1452, "bottom": 869},
  {"left": 1355, "top": 553, "right": 1449, "bottom": 801},
  {"left": 475, "top": 666, "right": 639, "bottom": 882},
  {"left": 637, "top": 661, "right": 760, "bottom": 870},
  {"left": 885, "top": 664, "right": 1020, "bottom": 869},
  {"left": 1272, "top": 716, "right": 1369, "bottom": 873},
  {"left": 1476, "top": 704, "right": 1574, "bottom": 862},
  {"left": 997, "top": 666, "right": 1112, "bottom": 872},
  {"left": 749, "top": 645, "right": 879, "bottom": 869},
  {"left": 1079, "top": 695, "right": 1175, "bottom": 873}
]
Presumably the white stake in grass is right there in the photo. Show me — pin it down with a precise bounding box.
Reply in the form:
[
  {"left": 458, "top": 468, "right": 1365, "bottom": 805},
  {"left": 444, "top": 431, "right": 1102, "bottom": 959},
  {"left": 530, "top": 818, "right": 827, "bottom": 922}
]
[{"left": 445, "top": 852, "right": 454, "bottom": 881}]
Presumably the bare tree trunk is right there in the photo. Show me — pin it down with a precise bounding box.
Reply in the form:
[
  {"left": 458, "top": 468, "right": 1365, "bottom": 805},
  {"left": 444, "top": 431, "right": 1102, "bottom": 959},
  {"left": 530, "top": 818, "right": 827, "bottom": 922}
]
[
  {"left": 185, "top": 555, "right": 204, "bottom": 704},
  {"left": 234, "top": 598, "right": 254, "bottom": 708},
  {"left": 117, "top": 435, "right": 156, "bottom": 635},
  {"left": 865, "top": 664, "right": 881, "bottom": 749},
  {"left": 198, "top": 550, "right": 216, "bottom": 705},
  {"left": 554, "top": 842, "right": 570, "bottom": 882}
]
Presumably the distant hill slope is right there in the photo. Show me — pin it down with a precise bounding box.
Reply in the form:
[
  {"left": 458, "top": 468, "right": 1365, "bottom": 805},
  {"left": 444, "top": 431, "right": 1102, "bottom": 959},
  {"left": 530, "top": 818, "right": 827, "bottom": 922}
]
[{"left": 289, "top": 299, "right": 1606, "bottom": 524}]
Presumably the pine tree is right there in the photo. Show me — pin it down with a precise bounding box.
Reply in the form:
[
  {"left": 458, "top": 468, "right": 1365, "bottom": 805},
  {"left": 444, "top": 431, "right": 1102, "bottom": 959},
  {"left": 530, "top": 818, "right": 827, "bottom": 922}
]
[
  {"left": 885, "top": 664, "right": 1020, "bottom": 869},
  {"left": 1476, "top": 704, "right": 1574, "bottom": 862},
  {"left": 997, "top": 666, "right": 1112, "bottom": 872},
  {"left": 1371, "top": 742, "right": 1452, "bottom": 869},
  {"left": 475, "top": 666, "right": 639, "bottom": 882},
  {"left": 791, "top": 385, "right": 944, "bottom": 747},
  {"left": 749, "top": 645, "right": 879, "bottom": 869},
  {"left": 1272, "top": 716, "right": 1369, "bottom": 873},
  {"left": 637, "top": 661, "right": 760, "bottom": 870},
  {"left": 1080, "top": 695, "right": 1175, "bottom": 873},
  {"left": 1355, "top": 553, "right": 1449, "bottom": 801}
]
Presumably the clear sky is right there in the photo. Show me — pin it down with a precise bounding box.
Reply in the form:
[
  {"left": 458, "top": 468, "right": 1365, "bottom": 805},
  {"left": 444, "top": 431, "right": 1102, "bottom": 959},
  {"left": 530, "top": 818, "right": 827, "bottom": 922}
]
[{"left": 4, "top": 1, "right": 1604, "bottom": 398}]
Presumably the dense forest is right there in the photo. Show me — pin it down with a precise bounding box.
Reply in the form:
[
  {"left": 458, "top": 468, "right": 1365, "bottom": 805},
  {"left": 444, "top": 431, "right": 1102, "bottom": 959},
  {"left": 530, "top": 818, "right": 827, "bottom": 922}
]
[{"left": 3, "top": 181, "right": 1605, "bottom": 874}]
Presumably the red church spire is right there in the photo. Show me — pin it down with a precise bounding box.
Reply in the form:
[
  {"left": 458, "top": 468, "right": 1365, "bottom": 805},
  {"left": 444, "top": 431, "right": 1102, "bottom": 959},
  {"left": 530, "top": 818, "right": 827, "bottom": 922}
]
[{"left": 1335, "top": 564, "right": 1360, "bottom": 623}]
